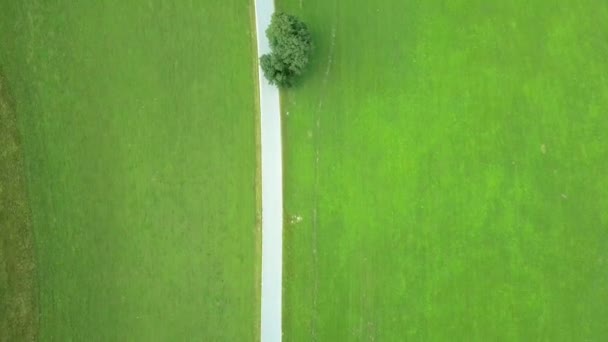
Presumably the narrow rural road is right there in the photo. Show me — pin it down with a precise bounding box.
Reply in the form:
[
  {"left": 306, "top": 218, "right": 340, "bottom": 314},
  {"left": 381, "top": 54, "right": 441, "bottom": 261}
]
[{"left": 253, "top": 0, "right": 283, "bottom": 341}]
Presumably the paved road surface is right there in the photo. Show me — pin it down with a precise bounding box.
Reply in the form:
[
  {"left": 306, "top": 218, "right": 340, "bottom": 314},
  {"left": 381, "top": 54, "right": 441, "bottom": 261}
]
[{"left": 253, "top": 1, "right": 283, "bottom": 341}]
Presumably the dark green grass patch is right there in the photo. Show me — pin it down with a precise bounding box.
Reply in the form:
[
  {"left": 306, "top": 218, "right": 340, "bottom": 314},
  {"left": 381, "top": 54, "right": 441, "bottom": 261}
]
[
  {"left": 281, "top": 0, "right": 608, "bottom": 340},
  {"left": 0, "top": 1, "right": 259, "bottom": 340},
  {"left": 0, "top": 73, "right": 37, "bottom": 342}
]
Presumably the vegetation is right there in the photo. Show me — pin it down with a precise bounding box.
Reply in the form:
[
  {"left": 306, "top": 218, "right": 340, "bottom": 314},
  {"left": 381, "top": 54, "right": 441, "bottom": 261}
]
[
  {"left": 282, "top": 0, "right": 608, "bottom": 340},
  {"left": 0, "top": 1, "right": 259, "bottom": 340},
  {"left": 261, "top": 12, "right": 312, "bottom": 87},
  {"left": 0, "top": 74, "right": 37, "bottom": 342}
]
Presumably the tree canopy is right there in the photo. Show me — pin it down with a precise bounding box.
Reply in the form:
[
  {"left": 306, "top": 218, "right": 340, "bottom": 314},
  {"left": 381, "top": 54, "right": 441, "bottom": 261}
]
[{"left": 260, "top": 12, "right": 312, "bottom": 87}]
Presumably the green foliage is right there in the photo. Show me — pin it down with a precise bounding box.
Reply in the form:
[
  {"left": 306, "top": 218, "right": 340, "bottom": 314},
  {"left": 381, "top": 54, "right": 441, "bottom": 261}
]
[{"left": 260, "top": 12, "right": 312, "bottom": 87}]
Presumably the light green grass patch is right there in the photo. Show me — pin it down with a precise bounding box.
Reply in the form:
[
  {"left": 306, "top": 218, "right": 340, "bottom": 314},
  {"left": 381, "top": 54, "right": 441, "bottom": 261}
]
[{"left": 281, "top": 0, "right": 608, "bottom": 340}]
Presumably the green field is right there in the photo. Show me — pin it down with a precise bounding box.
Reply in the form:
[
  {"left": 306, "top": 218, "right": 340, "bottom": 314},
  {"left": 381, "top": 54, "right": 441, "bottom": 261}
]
[
  {"left": 281, "top": 0, "right": 608, "bottom": 340},
  {"left": 0, "top": 73, "right": 37, "bottom": 342},
  {"left": 0, "top": 1, "right": 260, "bottom": 340},
  {"left": 2, "top": 0, "right": 608, "bottom": 340}
]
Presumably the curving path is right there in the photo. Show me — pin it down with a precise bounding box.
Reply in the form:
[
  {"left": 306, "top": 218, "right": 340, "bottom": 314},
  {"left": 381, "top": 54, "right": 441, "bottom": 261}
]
[{"left": 253, "top": 0, "right": 283, "bottom": 341}]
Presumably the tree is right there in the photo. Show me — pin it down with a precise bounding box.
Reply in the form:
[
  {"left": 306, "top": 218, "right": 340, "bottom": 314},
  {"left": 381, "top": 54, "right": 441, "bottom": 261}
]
[{"left": 260, "top": 12, "right": 312, "bottom": 87}]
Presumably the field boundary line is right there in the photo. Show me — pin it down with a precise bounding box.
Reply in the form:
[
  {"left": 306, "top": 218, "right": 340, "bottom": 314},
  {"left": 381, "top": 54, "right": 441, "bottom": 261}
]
[{"left": 248, "top": 0, "right": 263, "bottom": 338}]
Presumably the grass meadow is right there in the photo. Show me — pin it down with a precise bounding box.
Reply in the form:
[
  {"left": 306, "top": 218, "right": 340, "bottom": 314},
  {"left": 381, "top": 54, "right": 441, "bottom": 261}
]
[
  {"left": 0, "top": 72, "right": 37, "bottom": 342},
  {"left": 0, "top": 1, "right": 260, "bottom": 340},
  {"left": 1, "top": 0, "right": 607, "bottom": 341},
  {"left": 280, "top": 0, "right": 608, "bottom": 340}
]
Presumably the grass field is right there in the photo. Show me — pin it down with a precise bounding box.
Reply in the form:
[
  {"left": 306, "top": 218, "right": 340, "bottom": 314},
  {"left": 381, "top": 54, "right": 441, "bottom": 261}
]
[
  {"left": 0, "top": 1, "right": 260, "bottom": 340},
  {"left": 280, "top": 0, "right": 608, "bottom": 340},
  {"left": 0, "top": 73, "right": 37, "bottom": 342}
]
